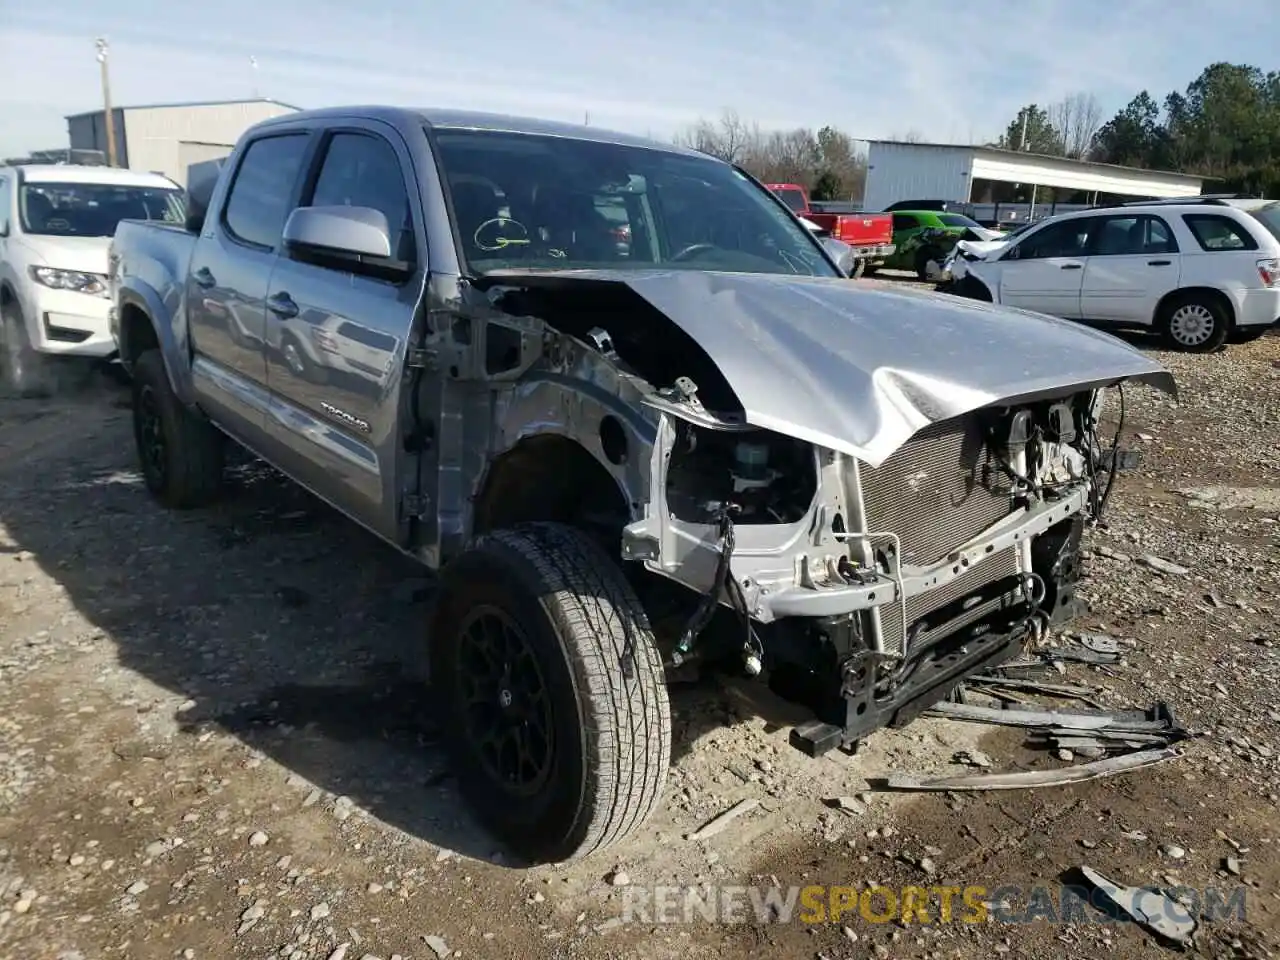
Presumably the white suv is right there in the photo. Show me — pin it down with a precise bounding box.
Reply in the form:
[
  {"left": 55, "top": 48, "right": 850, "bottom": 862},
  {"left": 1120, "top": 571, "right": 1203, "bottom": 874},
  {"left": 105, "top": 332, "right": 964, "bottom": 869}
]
[
  {"left": 0, "top": 164, "right": 185, "bottom": 393},
  {"left": 946, "top": 197, "right": 1280, "bottom": 352}
]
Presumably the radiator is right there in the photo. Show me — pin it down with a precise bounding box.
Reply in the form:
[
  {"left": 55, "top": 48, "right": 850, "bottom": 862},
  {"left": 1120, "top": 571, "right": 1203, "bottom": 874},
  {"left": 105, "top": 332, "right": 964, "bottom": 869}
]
[
  {"left": 859, "top": 415, "right": 1012, "bottom": 566},
  {"left": 858, "top": 414, "right": 1019, "bottom": 655}
]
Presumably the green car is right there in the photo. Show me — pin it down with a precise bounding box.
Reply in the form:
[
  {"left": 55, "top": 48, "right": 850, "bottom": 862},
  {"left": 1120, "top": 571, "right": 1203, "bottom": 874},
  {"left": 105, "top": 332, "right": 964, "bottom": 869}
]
[{"left": 879, "top": 210, "right": 995, "bottom": 280}]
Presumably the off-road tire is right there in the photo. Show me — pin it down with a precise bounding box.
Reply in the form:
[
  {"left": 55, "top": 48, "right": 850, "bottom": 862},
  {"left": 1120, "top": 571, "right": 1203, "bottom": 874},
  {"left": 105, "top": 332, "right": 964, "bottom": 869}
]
[
  {"left": 1158, "top": 292, "right": 1230, "bottom": 353},
  {"left": 131, "top": 349, "right": 225, "bottom": 508},
  {"left": 431, "top": 521, "right": 671, "bottom": 864},
  {"left": 1, "top": 301, "right": 45, "bottom": 398}
]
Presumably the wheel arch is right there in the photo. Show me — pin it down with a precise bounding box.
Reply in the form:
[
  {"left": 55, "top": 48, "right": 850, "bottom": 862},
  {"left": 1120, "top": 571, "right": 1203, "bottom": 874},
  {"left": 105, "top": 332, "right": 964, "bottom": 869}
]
[
  {"left": 116, "top": 283, "right": 196, "bottom": 404},
  {"left": 1155, "top": 286, "right": 1236, "bottom": 329},
  {"left": 471, "top": 432, "right": 634, "bottom": 545}
]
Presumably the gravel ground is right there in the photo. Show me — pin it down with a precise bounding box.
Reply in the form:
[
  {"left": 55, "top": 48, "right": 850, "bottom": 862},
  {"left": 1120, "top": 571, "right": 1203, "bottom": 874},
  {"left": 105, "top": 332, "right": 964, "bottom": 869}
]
[{"left": 1, "top": 283, "right": 1278, "bottom": 959}]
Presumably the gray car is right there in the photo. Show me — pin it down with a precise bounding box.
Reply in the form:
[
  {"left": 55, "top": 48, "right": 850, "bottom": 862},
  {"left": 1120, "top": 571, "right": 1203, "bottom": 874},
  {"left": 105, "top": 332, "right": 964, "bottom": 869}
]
[{"left": 108, "top": 106, "right": 1176, "bottom": 865}]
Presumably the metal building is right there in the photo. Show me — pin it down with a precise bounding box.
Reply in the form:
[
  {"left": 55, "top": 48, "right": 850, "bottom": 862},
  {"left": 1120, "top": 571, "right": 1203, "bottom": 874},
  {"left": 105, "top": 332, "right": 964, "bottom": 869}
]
[
  {"left": 862, "top": 141, "right": 1205, "bottom": 215},
  {"left": 65, "top": 98, "right": 300, "bottom": 187}
]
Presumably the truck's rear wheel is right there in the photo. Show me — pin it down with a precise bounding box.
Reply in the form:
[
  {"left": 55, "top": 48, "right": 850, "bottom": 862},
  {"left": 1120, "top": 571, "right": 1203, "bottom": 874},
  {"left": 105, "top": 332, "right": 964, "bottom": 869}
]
[
  {"left": 131, "top": 349, "right": 225, "bottom": 508},
  {"left": 431, "top": 521, "right": 671, "bottom": 864}
]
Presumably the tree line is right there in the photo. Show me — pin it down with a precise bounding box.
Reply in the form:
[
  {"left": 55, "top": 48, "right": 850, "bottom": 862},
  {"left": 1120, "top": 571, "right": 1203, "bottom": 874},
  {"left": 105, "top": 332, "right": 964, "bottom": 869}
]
[
  {"left": 672, "top": 109, "right": 869, "bottom": 201},
  {"left": 673, "top": 61, "right": 1280, "bottom": 203}
]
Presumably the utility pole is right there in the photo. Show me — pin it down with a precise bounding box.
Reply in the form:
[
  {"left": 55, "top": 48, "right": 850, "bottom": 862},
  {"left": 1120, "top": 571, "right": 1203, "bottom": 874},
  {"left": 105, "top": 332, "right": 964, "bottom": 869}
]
[{"left": 95, "top": 37, "right": 117, "bottom": 167}]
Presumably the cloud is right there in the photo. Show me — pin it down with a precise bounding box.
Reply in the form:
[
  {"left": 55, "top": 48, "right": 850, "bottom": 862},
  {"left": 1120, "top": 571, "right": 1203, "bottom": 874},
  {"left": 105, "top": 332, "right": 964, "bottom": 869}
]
[{"left": 0, "top": 0, "right": 1273, "bottom": 157}]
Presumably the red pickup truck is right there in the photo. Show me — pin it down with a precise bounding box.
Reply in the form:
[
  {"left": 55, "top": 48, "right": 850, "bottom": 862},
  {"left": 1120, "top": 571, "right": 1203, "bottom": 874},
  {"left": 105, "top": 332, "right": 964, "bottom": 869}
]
[{"left": 766, "top": 183, "right": 895, "bottom": 275}]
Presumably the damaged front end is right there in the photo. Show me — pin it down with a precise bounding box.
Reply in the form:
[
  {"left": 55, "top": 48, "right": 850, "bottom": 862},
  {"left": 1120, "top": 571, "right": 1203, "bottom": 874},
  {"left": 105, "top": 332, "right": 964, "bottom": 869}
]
[
  {"left": 474, "top": 269, "right": 1177, "bottom": 757},
  {"left": 625, "top": 383, "right": 1118, "bottom": 756},
  {"left": 602, "top": 272, "right": 1176, "bottom": 756}
]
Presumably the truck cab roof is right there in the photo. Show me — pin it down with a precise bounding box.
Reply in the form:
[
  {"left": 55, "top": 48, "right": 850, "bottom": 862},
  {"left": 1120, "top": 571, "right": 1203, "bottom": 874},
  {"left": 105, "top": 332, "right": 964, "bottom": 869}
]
[{"left": 251, "top": 105, "right": 708, "bottom": 158}]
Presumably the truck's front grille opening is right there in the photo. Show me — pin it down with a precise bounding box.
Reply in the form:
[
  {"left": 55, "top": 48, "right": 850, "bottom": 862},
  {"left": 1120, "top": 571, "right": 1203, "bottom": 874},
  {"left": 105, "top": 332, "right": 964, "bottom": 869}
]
[{"left": 876, "top": 547, "right": 1020, "bottom": 655}]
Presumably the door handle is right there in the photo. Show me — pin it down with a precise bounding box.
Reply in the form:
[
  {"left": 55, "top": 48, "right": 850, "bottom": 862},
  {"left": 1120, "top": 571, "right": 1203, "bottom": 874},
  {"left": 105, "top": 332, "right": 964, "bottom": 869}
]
[
  {"left": 1147, "top": 259, "right": 1172, "bottom": 266},
  {"left": 1059, "top": 263, "right": 1083, "bottom": 270},
  {"left": 192, "top": 266, "right": 216, "bottom": 288},
  {"left": 266, "top": 292, "right": 299, "bottom": 319}
]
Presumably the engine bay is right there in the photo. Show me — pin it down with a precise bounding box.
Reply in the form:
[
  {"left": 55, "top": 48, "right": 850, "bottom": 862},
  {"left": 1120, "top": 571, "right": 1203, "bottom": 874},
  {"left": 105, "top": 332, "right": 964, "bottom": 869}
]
[{"left": 665, "top": 423, "right": 818, "bottom": 525}]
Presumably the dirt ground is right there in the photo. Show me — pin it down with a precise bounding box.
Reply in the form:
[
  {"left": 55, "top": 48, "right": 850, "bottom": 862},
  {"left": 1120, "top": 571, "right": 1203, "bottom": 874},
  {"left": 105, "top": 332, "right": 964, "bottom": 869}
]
[{"left": 1, "top": 280, "right": 1278, "bottom": 960}]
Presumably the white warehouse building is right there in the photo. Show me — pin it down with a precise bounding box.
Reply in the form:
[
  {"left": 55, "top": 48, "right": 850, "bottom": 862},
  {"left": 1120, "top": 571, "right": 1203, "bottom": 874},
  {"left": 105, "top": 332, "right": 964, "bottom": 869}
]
[
  {"left": 862, "top": 140, "right": 1205, "bottom": 214},
  {"left": 66, "top": 98, "right": 300, "bottom": 187}
]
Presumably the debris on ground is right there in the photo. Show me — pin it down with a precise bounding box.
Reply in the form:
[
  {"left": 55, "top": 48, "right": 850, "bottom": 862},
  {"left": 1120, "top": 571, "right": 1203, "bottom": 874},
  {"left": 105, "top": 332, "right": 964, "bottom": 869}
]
[
  {"left": 686, "top": 797, "right": 760, "bottom": 841},
  {"left": 882, "top": 745, "right": 1183, "bottom": 792},
  {"left": 1077, "top": 865, "right": 1198, "bottom": 946}
]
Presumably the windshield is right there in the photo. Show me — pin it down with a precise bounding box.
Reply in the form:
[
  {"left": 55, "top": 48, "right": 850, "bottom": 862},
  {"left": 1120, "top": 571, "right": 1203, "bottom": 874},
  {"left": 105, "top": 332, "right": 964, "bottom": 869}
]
[
  {"left": 1246, "top": 202, "right": 1280, "bottom": 243},
  {"left": 772, "top": 187, "right": 808, "bottom": 213},
  {"left": 19, "top": 182, "right": 185, "bottom": 238},
  {"left": 432, "top": 130, "right": 838, "bottom": 279},
  {"left": 938, "top": 213, "right": 983, "bottom": 229}
]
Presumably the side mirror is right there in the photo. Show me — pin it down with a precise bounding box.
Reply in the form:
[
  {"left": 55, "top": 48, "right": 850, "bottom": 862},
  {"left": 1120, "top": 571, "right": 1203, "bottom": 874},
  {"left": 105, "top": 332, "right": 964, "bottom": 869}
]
[
  {"left": 283, "top": 205, "right": 393, "bottom": 259},
  {"left": 821, "top": 237, "right": 856, "bottom": 277},
  {"left": 184, "top": 210, "right": 205, "bottom": 235},
  {"left": 1000, "top": 244, "right": 1021, "bottom": 261}
]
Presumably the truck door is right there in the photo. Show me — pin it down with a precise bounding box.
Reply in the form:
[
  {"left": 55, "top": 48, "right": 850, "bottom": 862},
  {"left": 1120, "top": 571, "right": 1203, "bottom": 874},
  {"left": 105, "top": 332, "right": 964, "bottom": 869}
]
[
  {"left": 261, "top": 123, "right": 425, "bottom": 543},
  {"left": 186, "top": 130, "right": 312, "bottom": 450}
]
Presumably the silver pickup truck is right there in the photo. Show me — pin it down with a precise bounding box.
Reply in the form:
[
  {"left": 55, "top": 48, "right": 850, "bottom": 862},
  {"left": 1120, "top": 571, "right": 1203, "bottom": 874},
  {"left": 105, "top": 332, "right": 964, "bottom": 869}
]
[{"left": 108, "top": 106, "right": 1176, "bottom": 865}]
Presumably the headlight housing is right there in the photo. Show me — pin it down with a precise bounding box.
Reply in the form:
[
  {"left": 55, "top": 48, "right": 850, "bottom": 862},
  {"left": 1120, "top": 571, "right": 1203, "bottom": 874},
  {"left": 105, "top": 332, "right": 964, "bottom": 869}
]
[{"left": 29, "top": 266, "right": 108, "bottom": 297}]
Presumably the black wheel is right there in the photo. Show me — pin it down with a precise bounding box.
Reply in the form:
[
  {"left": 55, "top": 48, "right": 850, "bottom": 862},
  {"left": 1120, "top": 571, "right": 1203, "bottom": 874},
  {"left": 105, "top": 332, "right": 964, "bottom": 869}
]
[
  {"left": 0, "top": 301, "right": 46, "bottom": 398},
  {"left": 431, "top": 521, "right": 671, "bottom": 864},
  {"left": 131, "top": 349, "right": 225, "bottom": 508},
  {"left": 915, "top": 246, "right": 942, "bottom": 281},
  {"left": 1158, "top": 293, "right": 1229, "bottom": 353}
]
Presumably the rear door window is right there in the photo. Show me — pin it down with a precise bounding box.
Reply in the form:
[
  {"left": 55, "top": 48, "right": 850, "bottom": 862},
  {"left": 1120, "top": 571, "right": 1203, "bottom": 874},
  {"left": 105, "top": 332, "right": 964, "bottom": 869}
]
[
  {"left": 892, "top": 214, "right": 918, "bottom": 232},
  {"left": 1182, "top": 214, "right": 1259, "bottom": 252},
  {"left": 1090, "top": 215, "right": 1178, "bottom": 256},
  {"left": 222, "top": 133, "right": 310, "bottom": 249}
]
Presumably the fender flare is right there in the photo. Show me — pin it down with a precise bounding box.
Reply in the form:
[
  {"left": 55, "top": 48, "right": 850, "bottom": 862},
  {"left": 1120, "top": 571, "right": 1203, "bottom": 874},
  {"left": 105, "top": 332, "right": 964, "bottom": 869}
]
[{"left": 116, "top": 279, "right": 196, "bottom": 406}]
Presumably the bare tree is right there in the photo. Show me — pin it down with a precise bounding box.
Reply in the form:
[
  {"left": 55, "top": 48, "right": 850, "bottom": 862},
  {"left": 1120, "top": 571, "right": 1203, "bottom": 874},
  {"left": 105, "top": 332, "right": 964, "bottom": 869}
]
[
  {"left": 892, "top": 129, "right": 927, "bottom": 143},
  {"left": 1048, "top": 92, "right": 1104, "bottom": 159},
  {"left": 673, "top": 108, "right": 760, "bottom": 165},
  {"left": 673, "top": 112, "right": 868, "bottom": 198}
]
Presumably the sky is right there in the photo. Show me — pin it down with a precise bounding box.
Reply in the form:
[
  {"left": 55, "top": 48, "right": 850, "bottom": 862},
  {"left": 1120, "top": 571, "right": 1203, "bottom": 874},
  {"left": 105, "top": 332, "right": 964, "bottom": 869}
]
[{"left": 0, "top": 0, "right": 1274, "bottom": 159}]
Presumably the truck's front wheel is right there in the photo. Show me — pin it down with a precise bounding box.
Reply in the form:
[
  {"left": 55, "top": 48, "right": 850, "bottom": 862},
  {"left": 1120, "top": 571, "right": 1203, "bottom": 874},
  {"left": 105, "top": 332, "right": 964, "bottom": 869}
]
[
  {"left": 131, "top": 349, "right": 225, "bottom": 508},
  {"left": 431, "top": 522, "right": 671, "bottom": 864}
]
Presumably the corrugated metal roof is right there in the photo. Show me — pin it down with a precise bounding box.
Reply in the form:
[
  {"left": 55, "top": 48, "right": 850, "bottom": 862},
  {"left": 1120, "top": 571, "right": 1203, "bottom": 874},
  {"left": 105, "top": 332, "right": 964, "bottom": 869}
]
[
  {"left": 864, "top": 139, "right": 1203, "bottom": 182},
  {"left": 64, "top": 98, "right": 302, "bottom": 119}
]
